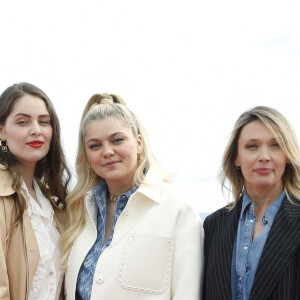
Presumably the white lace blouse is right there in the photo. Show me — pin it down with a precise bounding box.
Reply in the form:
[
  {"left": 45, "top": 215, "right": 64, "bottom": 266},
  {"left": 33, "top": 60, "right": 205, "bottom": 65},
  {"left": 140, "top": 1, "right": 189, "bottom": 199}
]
[{"left": 23, "top": 179, "right": 63, "bottom": 300}]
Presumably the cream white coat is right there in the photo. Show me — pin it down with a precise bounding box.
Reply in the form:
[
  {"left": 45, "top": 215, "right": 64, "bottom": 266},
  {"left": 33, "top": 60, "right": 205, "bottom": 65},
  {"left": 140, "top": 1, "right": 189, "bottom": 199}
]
[{"left": 65, "top": 170, "right": 204, "bottom": 300}]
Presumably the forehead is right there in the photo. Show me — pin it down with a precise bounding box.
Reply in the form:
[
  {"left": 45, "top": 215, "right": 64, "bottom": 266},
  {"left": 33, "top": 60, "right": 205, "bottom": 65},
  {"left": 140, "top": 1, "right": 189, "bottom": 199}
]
[
  {"left": 239, "top": 120, "right": 275, "bottom": 141},
  {"left": 9, "top": 95, "right": 48, "bottom": 116},
  {"left": 85, "top": 117, "right": 133, "bottom": 138}
]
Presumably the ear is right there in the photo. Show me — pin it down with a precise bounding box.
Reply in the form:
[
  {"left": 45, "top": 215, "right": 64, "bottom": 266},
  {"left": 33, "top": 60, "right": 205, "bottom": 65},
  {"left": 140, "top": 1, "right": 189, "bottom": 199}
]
[
  {"left": 234, "top": 155, "right": 241, "bottom": 167},
  {"left": 0, "top": 125, "right": 5, "bottom": 140},
  {"left": 137, "top": 134, "right": 143, "bottom": 153}
]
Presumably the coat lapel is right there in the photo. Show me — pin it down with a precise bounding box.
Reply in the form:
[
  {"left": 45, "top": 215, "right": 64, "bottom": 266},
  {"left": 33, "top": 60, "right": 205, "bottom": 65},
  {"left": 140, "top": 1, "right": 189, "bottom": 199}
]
[
  {"left": 208, "top": 201, "right": 241, "bottom": 299},
  {"left": 250, "top": 197, "right": 300, "bottom": 299}
]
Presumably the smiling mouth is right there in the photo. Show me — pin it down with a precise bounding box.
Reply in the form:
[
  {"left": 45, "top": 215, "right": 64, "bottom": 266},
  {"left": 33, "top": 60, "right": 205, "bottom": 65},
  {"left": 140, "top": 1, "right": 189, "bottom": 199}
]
[
  {"left": 104, "top": 161, "right": 119, "bottom": 167},
  {"left": 26, "top": 141, "right": 44, "bottom": 148}
]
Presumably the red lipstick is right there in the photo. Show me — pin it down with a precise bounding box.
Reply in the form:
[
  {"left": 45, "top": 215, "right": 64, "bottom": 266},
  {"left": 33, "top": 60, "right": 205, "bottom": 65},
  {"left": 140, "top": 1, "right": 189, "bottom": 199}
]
[{"left": 26, "top": 140, "right": 44, "bottom": 148}]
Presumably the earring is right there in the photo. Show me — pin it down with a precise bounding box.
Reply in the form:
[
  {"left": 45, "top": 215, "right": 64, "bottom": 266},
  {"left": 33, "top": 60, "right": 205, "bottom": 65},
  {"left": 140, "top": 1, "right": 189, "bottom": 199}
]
[
  {"left": 236, "top": 166, "right": 241, "bottom": 170},
  {"left": 137, "top": 153, "right": 143, "bottom": 165},
  {"left": 0, "top": 139, "right": 8, "bottom": 152}
]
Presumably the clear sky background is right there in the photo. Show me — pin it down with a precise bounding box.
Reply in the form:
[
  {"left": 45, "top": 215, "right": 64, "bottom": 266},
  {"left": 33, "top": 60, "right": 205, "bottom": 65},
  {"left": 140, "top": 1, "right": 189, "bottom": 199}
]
[{"left": 1, "top": 0, "right": 300, "bottom": 213}]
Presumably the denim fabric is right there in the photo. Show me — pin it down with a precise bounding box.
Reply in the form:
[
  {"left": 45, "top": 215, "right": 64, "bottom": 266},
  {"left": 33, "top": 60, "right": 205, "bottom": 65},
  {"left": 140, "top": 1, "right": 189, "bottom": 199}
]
[
  {"left": 231, "top": 190, "right": 285, "bottom": 300},
  {"left": 76, "top": 181, "right": 137, "bottom": 300}
]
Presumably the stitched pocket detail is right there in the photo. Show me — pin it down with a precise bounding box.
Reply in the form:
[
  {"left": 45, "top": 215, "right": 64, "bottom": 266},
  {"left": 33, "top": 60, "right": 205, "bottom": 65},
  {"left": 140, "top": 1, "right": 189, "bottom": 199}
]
[{"left": 118, "top": 234, "right": 174, "bottom": 294}]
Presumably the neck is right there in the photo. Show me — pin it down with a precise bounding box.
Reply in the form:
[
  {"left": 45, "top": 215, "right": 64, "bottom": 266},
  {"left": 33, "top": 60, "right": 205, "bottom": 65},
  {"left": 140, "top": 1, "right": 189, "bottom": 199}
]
[
  {"left": 18, "top": 163, "right": 36, "bottom": 192},
  {"left": 246, "top": 184, "right": 283, "bottom": 216},
  {"left": 107, "top": 181, "right": 133, "bottom": 196}
]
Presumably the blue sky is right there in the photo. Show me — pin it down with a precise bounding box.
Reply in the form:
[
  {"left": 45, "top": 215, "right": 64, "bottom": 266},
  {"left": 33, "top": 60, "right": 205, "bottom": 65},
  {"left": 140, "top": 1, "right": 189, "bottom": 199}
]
[{"left": 1, "top": 0, "right": 300, "bottom": 213}]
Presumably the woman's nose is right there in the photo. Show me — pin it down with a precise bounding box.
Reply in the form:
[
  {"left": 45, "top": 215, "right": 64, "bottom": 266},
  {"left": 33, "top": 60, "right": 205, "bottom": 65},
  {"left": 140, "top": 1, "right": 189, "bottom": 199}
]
[
  {"left": 258, "top": 146, "right": 270, "bottom": 162},
  {"left": 30, "top": 122, "right": 42, "bottom": 136},
  {"left": 103, "top": 144, "right": 114, "bottom": 158}
]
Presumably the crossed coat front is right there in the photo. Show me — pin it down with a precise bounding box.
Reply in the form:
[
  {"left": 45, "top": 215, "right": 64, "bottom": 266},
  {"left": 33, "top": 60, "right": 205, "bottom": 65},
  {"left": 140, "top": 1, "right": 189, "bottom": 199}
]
[{"left": 203, "top": 196, "right": 300, "bottom": 300}]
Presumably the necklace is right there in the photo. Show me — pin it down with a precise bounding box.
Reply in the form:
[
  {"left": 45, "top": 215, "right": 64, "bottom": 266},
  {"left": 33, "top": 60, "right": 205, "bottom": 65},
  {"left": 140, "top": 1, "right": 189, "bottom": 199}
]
[{"left": 109, "top": 193, "right": 120, "bottom": 203}]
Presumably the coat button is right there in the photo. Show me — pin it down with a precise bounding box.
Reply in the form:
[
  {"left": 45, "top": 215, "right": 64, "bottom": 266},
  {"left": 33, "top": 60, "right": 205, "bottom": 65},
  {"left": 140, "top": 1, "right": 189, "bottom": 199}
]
[{"left": 96, "top": 275, "right": 104, "bottom": 284}]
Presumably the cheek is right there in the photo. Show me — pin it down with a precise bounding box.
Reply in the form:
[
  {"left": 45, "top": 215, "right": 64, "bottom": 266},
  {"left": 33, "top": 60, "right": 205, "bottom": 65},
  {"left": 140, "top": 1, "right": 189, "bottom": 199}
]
[
  {"left": 46, "top": 128, "right": 53, "bottom": 141},
  {"left": 5, "top": 128, "right": 25, "bottom": 144},
  {"left": 86, "top": 151, "right": 100, "bottom": 166}
]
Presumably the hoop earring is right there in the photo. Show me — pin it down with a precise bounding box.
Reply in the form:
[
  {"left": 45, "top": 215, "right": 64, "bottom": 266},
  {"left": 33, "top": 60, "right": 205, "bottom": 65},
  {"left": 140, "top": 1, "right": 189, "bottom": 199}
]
[
  {"left": 137, "top": 153, "right": 143, "bottom": 165},
  {"left": 0, "top": 140, "right": 8, "bottom": 152}
]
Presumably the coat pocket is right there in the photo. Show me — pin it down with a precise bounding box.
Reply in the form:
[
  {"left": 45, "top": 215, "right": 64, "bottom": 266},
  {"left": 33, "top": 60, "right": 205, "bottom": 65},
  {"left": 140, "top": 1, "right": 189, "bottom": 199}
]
[{"left": 118, "top": 233, "right": 174, "bottom": 294}]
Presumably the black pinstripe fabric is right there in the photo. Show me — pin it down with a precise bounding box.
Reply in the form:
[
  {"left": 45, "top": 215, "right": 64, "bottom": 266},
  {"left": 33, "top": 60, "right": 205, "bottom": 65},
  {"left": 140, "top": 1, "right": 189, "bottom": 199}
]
[{"left": 203, "top": 197, "right": 300, "bottom": 300}]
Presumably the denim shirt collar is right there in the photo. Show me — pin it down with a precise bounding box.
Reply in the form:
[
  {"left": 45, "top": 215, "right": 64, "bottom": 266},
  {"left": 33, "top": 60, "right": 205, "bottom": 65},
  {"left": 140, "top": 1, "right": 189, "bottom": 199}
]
[
  {"left": 92, "top": 180, "right": 138, "bottom": 210},
  {"left": 240, "top": 190, "right": 286, "bottom": 226}
]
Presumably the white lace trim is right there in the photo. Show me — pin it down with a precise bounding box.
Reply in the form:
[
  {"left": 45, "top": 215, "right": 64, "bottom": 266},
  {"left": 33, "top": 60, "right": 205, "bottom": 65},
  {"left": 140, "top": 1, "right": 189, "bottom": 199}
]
[{"left": 23, "top": 179, "right": 63, "bottom": 300}]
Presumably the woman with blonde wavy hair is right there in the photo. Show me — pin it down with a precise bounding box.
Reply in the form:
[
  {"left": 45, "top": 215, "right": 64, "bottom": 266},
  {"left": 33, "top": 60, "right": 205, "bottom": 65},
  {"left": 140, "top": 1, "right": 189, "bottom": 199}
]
[
  {"left": 62, "top": 93, "right": 204, "bottom": 300},
  {"left": 203, "top": 106, "right": 300, "bottom": 300}
]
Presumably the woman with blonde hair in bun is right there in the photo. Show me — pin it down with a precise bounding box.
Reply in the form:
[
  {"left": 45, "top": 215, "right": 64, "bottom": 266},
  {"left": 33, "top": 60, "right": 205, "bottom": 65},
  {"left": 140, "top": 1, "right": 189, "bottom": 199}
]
[{"left": 62, "top": 93, "right": 204, "bottom": 300}]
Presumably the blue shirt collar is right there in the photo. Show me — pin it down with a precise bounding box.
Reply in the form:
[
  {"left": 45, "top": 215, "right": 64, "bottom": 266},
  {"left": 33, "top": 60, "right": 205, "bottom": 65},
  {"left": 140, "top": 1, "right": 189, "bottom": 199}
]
[
  {"left": 240, "top": 190, "right": 285, "bottom": 225},
  {"left": 92, "top": 180, "right": 138, "bottom": 207}
]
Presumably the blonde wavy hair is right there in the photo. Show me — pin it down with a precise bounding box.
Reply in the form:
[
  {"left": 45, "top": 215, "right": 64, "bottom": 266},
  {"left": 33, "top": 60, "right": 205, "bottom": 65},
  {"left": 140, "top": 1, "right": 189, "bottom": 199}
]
[
  {"left": 61, "top": 93, "right": 167, "bottom": 270},
  {"left": 220, "top": 106, "right": 300, "bottom": 207}
]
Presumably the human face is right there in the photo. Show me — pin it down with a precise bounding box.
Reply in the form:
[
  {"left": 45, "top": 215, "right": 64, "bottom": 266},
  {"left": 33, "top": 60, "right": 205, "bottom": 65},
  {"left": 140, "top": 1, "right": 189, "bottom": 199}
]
[
  {"left": 235, "top": 120, "right": 288, "bottom": 194},
  {"left": 0, "top": 95, "right": 53, "bottom": 169},
  {"left": 85, "top": 117, "right": 143, "bottom": 193}
]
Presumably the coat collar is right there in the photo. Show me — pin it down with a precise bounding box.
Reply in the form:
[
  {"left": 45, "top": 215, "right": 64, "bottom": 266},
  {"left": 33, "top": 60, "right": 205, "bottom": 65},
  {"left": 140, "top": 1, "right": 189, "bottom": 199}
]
[
  {"left": 134, "top": 169, "right": 164, "bottom": 204},
  {"left": 0, "top": 164, "right": 15, "bottom": 196}
]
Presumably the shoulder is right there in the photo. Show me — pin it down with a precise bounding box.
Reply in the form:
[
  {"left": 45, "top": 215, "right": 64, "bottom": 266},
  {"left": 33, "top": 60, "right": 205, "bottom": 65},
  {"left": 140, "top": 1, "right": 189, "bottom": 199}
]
[
  {"left": 0, "top": 164, "right": 15, "bottom": 197},
  {"left": 279, "top": 195, "right": 300, "bottom": 218},
  {"left": 204, "top": 202, "right": 241, "bottom": 233},
  {"left": 138, "top": 170, "right": 201, "bottom": 221}
]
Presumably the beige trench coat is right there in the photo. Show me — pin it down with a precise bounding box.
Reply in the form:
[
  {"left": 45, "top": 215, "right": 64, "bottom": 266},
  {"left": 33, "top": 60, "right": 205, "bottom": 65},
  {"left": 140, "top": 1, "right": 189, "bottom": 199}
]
[{"left": 0, "top": 164, "right": 65, "bottom": 300}]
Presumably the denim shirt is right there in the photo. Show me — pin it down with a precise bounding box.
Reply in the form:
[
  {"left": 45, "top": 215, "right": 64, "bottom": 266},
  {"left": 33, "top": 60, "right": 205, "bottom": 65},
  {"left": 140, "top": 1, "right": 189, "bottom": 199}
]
[
  {"left": 76, "top": 181, "right": 137, "bottom": 300},
  {"left": 231, "top": 190, "right": 285, "bottom": 300}
]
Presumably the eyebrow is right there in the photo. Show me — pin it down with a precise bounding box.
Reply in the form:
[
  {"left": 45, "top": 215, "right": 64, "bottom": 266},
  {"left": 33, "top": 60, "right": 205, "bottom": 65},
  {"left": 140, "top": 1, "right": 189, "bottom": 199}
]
[
  {"left": 86, "top": 131, "right": 124, "bottom": 143},
  {"left": 14, "top": 113, "right": 50, "bottom": 118},
  {"left": 244, "top": 138, "right": 277, "bottom": 142}
]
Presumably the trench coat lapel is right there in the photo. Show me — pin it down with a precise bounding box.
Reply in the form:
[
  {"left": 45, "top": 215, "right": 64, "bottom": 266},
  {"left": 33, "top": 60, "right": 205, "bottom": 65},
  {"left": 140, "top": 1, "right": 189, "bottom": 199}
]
[{"left": 250, "top": 197, "right": 300, "bottom": 299}]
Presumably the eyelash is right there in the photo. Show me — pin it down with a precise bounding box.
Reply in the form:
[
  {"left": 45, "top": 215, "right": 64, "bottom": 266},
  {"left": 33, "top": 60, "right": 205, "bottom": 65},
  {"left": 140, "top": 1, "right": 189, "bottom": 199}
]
[
  {"left": 113, "top": 138, "right": 124, "bottom": 143},
  {"left": 246, "top": 144, "right": 257, "bottom": 149},
  {"left": 88, "top": 138, "right": 125, "bottom": 150},
  {"left": 246, "top": 143, "right": 281, "bottom": 149},
  {"left": 17, "top": 119, "right": 51, "bottom": 125}
]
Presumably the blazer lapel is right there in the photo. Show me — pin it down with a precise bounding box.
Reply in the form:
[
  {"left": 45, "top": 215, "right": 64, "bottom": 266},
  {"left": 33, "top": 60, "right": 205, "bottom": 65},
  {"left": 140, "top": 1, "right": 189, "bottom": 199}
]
[
  {"left": 211, "top": 201, "right": 242, "bottom": 299},
  {"left": 250, "top": 197, "right": 300, "bottom": 299}
]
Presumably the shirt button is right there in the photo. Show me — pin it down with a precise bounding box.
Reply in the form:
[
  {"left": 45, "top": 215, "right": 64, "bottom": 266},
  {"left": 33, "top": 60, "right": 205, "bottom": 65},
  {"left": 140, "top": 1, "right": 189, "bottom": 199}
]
[
  {"left": 243, "top": 246, "right": 248, "bottom": 250},
  {"left": 250, "top": 219, "right": 254, "bottom": 223},
  {"left": 49, "top": 271, "right": 54, "bottom": 276},
  {"left": 124, "top": 211, "right": 130, "bottom": 217},
  {"left": 96, "top": 275, "right": 104, "bottom": 284},
  {"left": 239, "top": 277, "right": 243, "bottom": 282}
]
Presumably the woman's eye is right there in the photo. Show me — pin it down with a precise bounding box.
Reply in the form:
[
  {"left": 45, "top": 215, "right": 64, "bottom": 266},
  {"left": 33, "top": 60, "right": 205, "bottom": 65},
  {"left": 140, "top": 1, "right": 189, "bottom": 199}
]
[
  {"left": 272, "top": 143, "right": 280, "bottom": 148},
  {"left": 17, "top": 120, "right": 28, "bottom": 125},
  {"left": 246, "top": 144, "right": 257, "bottom": 149},
  {"left": 40, "top": 119, "right": 51, "bottom": 125},
  {"left": 113, "top": 138, "right": 124, "bottom": 143},
  {"left": 89, "top": 144, "right": 100, "bottom": 150}
]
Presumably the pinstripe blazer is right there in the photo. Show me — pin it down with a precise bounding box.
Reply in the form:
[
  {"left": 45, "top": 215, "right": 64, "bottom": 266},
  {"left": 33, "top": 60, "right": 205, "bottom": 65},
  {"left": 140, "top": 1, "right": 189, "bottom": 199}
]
[{"left": 203, "top": 196, "right": 300, "bottom": 300}]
